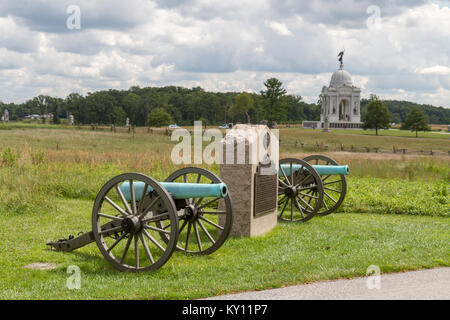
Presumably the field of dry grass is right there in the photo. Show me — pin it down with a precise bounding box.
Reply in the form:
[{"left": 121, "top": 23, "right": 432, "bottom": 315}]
[
  {"left": 0, "top": 125, "right": 448, "bottom": 217},
  {"left": 280, "top": 128, "right": 449, "bottom": 154},
  {"left": 1, "top": 126, "right": 448, "bottom": 179}
]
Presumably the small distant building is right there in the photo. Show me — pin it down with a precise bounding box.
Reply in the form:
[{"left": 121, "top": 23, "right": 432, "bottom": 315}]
[{"left": 301, "top": 121, "right": 321, "bottom": 129}]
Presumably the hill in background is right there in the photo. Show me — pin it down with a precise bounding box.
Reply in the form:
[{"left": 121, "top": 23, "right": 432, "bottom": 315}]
[
  {"left": 360, "top": 99, "right": 450, "bottom": 125},
  {"left": 0, "top": 86, "right": 449, "bottom": 125}
]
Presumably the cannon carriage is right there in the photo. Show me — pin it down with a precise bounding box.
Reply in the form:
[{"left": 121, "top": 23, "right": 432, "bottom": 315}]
[
  {"left": 47, "top": 126, "right": 349, "bottom": 272},
  {"left": 278, "top": 155, "right": 349, "bottom": 222},
  {"left": 47, "top": 167, "right": 233, "bottom": 272}
]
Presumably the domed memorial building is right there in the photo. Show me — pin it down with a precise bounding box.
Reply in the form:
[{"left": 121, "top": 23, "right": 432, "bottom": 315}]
[
  {"left": 303, "top": 52, "right": 362, "bottom": 130},
  {"left": 320, "top": 63, "right": 362, "bottom": 129}
]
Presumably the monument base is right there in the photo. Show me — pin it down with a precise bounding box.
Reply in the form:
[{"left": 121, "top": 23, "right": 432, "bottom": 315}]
[{"left": 219, "top": 125, "right": 279, "bottom": 238}]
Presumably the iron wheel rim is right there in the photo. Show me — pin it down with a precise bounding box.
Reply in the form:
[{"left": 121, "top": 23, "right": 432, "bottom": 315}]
[
  {"left": 278, "top": 158, "right": 324, "bottom": 222},
  {"left": 92, "top": 173, "right": 179, "bottom": 272},
  {"left": 303, "top": 155, "right": 347, "bottom": 216}
]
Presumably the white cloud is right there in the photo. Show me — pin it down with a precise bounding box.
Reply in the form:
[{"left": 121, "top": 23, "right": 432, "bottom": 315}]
[
  {"left": 266, "top": 21, "right": 293, "bottom": 36},
  {"left": 0, "top": 16, "right": 41, "bottom": 53},
  {"left": 417, "top": 65, "right": 450, "bottom": 75}
]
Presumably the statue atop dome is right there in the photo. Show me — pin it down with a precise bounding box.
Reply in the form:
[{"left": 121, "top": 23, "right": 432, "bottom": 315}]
[{"left": 338, "top": 50, "right": 344, "bottom": 66}]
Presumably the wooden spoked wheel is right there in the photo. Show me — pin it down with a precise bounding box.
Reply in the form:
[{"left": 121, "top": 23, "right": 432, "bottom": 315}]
[
  {"left": 92, "top": 173, "right": 179, "bottom": 272},
  {"left": 303, "top": 155, "right": 347, "bottom": 216},
  {"left": 158, "top": 167, "right": 233, "bottom": 255},
  {"left": 278, "top": 158, "right": 324, "bottom": 222}
]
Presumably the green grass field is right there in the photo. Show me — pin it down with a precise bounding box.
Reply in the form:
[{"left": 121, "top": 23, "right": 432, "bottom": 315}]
[
  {"left": 1, "top": 199, "right": 448, "bottom": 299},
  {"left": 0, "top": 124, "right": 448, "bottom": 299}
]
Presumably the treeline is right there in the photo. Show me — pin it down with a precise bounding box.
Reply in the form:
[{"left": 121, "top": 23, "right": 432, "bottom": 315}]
[
  {"left": 0, "top": 81, "right": 318, "bottom": 126},
  {"left": 0, "top": 82, "right": 448, "bottom": 126},
  {"left": 361, "top": 99, "right": 450, "bottom": 124}
]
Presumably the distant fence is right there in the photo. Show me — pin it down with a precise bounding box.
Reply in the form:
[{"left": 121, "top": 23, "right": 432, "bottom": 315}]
[
  {"left": 76, "top": 124, "right": 215, "bottom": 137},
  {"left": 77, "top": 124, "right": 172, "bottom": 136},
  {"left": 281, "top": 139, "right": 450, "bottom": 157},
  {"left": 73, "top": 124, "right": 450, "bottom": 156}
]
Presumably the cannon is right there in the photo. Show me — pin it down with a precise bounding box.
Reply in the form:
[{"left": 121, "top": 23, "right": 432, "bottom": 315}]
[
  {"left": 47, "top": 167, "right": 233, "bottom": 272},
  {"left": 278, "top": 155, "right": 349, "bottom": 222}
]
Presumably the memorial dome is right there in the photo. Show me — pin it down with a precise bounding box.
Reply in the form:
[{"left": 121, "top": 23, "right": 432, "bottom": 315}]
[{"left": 330, "top": 65, "right": 353, "bottom": 87}]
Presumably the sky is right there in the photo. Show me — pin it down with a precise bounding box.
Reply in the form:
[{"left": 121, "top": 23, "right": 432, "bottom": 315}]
[{"left": 1, "top": 0, "right": 450, "bottom": 107}]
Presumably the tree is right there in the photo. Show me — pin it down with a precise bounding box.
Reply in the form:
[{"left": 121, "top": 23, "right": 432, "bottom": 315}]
[
  {"left": 147, "top": 108, "right": 173, "bottom": 127},
  {"left": 184, "top": 89, "right": 204, "bottom": 124},
  {"left": 34, "top": 95, "right": 49, "bottom": 115},
  {"left": 53, "top": 104, "right": 61, "bottom": 124},
  {"left": 65, "top": 93, "right": 85, "bottom": 124},
  {"left": 362, "top": 97, "right": 391, "bottom": 135},
  {"left": 284, "top": 94, "right": 306, "bottom": 123},
  {"left": 122, "top": 93, "right": 141, "bottom": 125},
  {"left": 84, "top": 92, "right": 119, "bottom": 125},
  {"left": 46, "top": 97, "right": 63, "bottom": 124},
  {"left": 391, "top": 113, "right": 401, "bottom": 124},
  {"left": 111, "top": 106, "right": 127, "bottom": 126},
  {"left": 360, "top": 99, "right": 450, "bottom": 124},
  {"left": 261, "top": 78, "right": 287, "bottom": 123},
  {"left": 401, "top": 107, "right": 430, "bottom": 137},
  {"left": 7, "top": 85, "right": 449, "bottom": 127},
  {"left": 228, "top": 93, "right": 254, "bottom": 123}
]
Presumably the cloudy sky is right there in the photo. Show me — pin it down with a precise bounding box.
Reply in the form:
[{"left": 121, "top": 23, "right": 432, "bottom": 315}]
[{"left": 1, "top": 0, "right": 450, "bottom": 107}]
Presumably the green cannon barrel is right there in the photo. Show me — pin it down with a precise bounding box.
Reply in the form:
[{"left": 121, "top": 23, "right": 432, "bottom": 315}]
[
  {"left": 120, "top": 181, "right": 228, "bottom": 201},
  {"left": 279, "top": 164, "right": 349, "bottom": 176}
]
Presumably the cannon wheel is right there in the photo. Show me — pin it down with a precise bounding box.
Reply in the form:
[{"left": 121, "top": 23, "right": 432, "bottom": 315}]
[
  {"left": 278, "top": 158, "right": 324, "bottom": 222},
  {"left": 92, "top": 173, "right": 179, "bottom": 272},
  {"left": 303, "top": 155, "right": 347, "bottom": 216},
  {"left": 158, "top": 167, "right": 233, "bottom": 255}
]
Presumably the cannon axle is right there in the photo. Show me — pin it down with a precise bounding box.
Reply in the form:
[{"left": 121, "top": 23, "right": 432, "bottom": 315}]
[{"left": 121, "top": 216, "right": 142, "bottom": 234}]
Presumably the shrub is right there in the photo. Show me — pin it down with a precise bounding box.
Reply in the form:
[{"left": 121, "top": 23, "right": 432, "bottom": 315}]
[{"left": 1, "top": 148, "right": 19, "bottom": 167}]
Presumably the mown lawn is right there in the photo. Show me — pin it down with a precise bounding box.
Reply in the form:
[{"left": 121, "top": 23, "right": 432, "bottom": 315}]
[{"left": 0, "top": 198, "right": 448, "bottom": 300}]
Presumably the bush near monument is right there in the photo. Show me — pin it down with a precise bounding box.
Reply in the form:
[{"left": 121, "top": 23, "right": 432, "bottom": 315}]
[
  {"left": 362, "top": 96, "right": 392, "bottom": 135},
  {"left": 147, "top": 108, "right": 174, "bottom": 127},
  {"left": 401, "top": 107, "right": 431, "bottom": 138}
]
